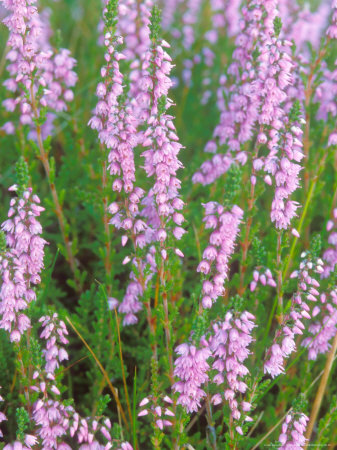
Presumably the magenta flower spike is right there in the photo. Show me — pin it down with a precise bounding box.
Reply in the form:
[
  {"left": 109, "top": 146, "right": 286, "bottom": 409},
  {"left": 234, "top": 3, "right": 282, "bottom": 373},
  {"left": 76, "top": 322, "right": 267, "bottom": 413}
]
[
  {"left": 278, "top": 412, "right": 309, "bottom": 449},
  {"left": 1, "top": 0, "right": 77, "bottom": 136},
  {"left": 0, "top": 187, "right": 47, "bottom": 342},
  {"left": 209, "top": 311, "right": 255, "bottom": 423},
  {"left": 197, "top": 203, "right": 243, "bottom": 308},
  {"left": 264, "top": 255, "right": 323, "bottom": 377},
  {"left": 141, "top": 37, "right": 185, "bottom": 246},
  {"left": 172, "top": 342, "right": 211, "bottom": 413}
]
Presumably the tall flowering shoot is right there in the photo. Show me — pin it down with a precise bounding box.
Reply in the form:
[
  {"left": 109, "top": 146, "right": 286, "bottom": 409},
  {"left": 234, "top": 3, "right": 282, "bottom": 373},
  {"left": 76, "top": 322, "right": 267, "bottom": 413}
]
[
  {"left": 90, "top": 0, "right": 142, "bottom": 238},
  {"left": 141, "top": 5, "right": 185, "bottom": 248},
  {"left": 0, "top": 160, "right": 47, "bottom": 343},
  {"left": 1, "top": 0, "right": 77, "bottom": 136}
]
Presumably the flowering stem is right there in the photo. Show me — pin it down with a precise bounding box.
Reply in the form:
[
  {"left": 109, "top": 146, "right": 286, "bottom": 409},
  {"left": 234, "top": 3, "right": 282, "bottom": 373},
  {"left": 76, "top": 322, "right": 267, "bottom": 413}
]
[
  {"left": 283, "top": 153, "right": 327, "bottom": 280},
  {"left": 304, "top": 332, "right": 337, "bottom": 447},
  {"left": 102, "top": 155, "right": 112, "bottom": 293},
  {"left": 159, "top": 258, "right": 179, "bottom": 446},
  {"left": 238, "top": 146, "right": 258, "bottom": 296},
  {"left": 251, "top": 408, "right": 293, "bottom": 450},
  {"left": 29, "top": 86, "right": 81, "bottom": 291}
]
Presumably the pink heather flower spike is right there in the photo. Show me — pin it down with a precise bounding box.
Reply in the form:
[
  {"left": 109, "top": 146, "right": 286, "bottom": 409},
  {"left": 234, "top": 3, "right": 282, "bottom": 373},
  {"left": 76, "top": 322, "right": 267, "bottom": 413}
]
[
  {"left": 327, "top": 0, "right": 337, "bottom": 39},
  {"left": 322, "top": 208, "right": 337, "bottom": 278},
  {"left": 0, "top": 187, "right": 47, "bottom": 342},
  {"left": 278, "top": 412, "right": 309, "bottom": 449},
  {"left": 302, "top": 289, "right": 337, "bottom": 360},
  {"left": 140, "top": 35, "right": 185, "bottom": 247},
  {"left": 172, "top": 309, "right": 255, "bottom": 423},
  {"left": 91, "top": 8, "right": 148, "bottom": 245},
  {"left": 209, "top": 311, "right": 255, "bottom": 424},
  {"left": 118, "top": 245, "right": 157, "bottom": 325},
  {"left": 32, "top": 313, "right": 73, "bottom": 448},
  {"left": 193, "top": 1, "right": 304, "bottom": 231},
  {"left": 172, "top": 342, "right": 211, "bottom": 413},
  {"left": 39, "top": 313, "right": 69, "bottom": 373},
  {"left": 197, "top": 203, "right": 243, "bottom": 308},
  {"left": 192, "top": 0, "right": 266, "bottom": 186},
  {"left": 1, "top": 0, "right": 77, "bottom": 137},
  {"left": 264, "top": 255, "right": 323, "bottom": 377}
]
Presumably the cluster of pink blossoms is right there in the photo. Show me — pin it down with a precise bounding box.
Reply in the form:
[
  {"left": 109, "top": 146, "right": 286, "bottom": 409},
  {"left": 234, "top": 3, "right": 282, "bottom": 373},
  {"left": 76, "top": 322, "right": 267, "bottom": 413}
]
[
  {"left": 192, "top": 0, "right": 265, "bottom": 186},
  {"left": 89, "top": 32, "right": 146, "bottom": 241},
  {"left": 264, "top": 256, "right": 323, "bottom": 377},
  {"left": 1, "top": 0, "right": 77, "bottom": 136},
  {"left": 92, "top": 5, "right": 186, "bottom": 327},
  {"left": 4, "top": 437, "right": 38, "bottom": 450},
  {"left": 327, "top": 0, "right": 337, "bottom": 39},
  {"left": 302, "top": 289, "right": 337, "bottom": 360},
  {"left": 138, "top": 394, "right": 174, "bottom": 430},
  {"left": 197, "top": 203, "right": 243, "bottom": 308},
  {"left": 193, "top": 0, "right": 304, "bottom": 230},
  {"left": 256, "top": 31, "right": 304, "bottom": 229},
  {"left": 322, "top": 208, "right": 337, "bottom": 278},
  {"left": 0, "top": 187, "right": 47, "bottom": 342},
  {"left": 172, "top": 342, "right": 211, "bottom": 413},
  {"left": 278, "top": 412, "right": 309, "bottom": 449},
  {"left": 99, "top": 0, "right": 153, "bottom": 126},
  {"left": 31, "top": 314, "right": 72, "bottom": 448},
  {"left": 141, "top": 39, "right": 185, "bottom": 245},
  {"left": 279, "top": 0, "right": 330, "bottom": 53},
  {"left": 250, "top": 268, "right": 276, "bottom": 292},
  {"left": 116, "top": 0, "right": 153, "bottom": 123},
  {"left": 29, "top": 314, "right": 133, "bottom": 449},
  {"left": 39, "top": 314, "right": 69, "bottom": 373},
  {"left": 173, "top": 310, "right": 255, "bottom": 429},
  {"left": 209, "top": 311, "right": 255, "bottom": 433},
  {"left": 117, "top": 246, "right": 157, "bottom": 325}
]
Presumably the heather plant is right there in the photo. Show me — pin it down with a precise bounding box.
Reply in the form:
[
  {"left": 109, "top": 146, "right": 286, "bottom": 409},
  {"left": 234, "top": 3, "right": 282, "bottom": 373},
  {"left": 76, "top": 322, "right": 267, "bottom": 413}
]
[{"left": 0, "top": 0, "right": 337, "bottom": 449}]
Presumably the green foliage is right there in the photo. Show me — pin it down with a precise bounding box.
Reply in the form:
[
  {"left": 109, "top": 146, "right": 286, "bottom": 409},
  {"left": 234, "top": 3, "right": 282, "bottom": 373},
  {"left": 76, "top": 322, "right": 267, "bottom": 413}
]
[
  {"left": 96, "top": 394, "right": 111, "bottom": 416},
  {"left": 149, "top": 5, "right": 162, "bottom": 43},
  {"left": 0, "top": 232, "right": 7, "bottom": 253},
  {"left": 15, "top": 157, "right": 29, "bottom": 196},
  {"left": 104, "top": 0, "right": 119, "bottom": 32},
  {"left": 289, "top": 99, "right": 302, "bottom": 122},
  {"left": 251, "top": 236, "right": 267, "bottom": 267},
  {"left": 157, "top": 95, "right": 167, "bottom": 116},
  {"left": 223, "top": 164, "right": 243, "bottom": 206},
  {"left": 273, "top": 16, "right": 282, "bottom": 38},
  {"left": 15, "top": 407, "right": 30, "bottom": 442}
]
